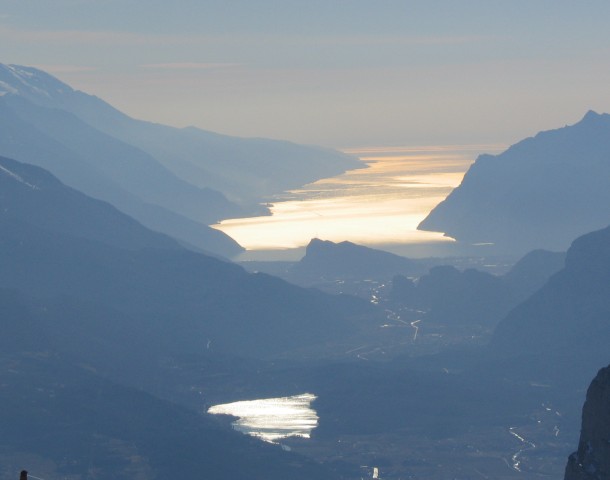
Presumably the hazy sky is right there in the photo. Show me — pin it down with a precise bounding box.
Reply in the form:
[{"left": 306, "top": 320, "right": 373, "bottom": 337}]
[{"left": 1, "top": 1, "right": 610, "bottom": 147}]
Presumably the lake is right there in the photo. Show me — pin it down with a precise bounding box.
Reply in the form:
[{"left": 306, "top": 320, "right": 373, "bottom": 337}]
[
  {"left": 213, "top": 144, "right": 504, "bottom": 258},
  {"left": 207, "top": 393, "right": 318, "bottom": 444}
]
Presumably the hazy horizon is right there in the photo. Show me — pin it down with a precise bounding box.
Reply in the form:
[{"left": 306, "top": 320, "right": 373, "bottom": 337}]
[
  {"left": 1, "top": 1, "right": 610, "bottom": 147},
  {"left": 2, "top": 3, "right": 610, "bottom": 479}
]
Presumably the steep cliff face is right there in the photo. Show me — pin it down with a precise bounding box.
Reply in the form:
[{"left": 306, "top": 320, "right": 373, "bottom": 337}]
[{"left": 565, "top": 365, "right": 610, "bottom": 480}]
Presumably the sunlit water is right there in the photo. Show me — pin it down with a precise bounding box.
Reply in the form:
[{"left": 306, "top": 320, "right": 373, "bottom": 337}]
[
  {"left": 207, "top": 393, "right": 318, "bottom": 444},
  {"left": 213, "top": 144, "right": 505, "bottom": 252}
]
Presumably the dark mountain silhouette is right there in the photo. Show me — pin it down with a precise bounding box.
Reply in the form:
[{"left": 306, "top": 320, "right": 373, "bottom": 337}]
[
  {"left": 0, "top": 96, "right": 242, "bottom": 257},
  {"left": 2, "top": 95, "right": 243, "bottom": 223},
  {"left": 0, "top": 63, "right": 361, "bottom": 208},
  {"left": 0, "top": 156, "right": 179, "bottom": 251},
  {"left": 502, "top": 248, "right": 566, "bottom": 299},
  {"left": 0, "top": 156, "right": 372, "bottom": 366},
  {"left": 389, "top": 273, "right": 417, "bottom": 302},
  {"left": 564, "top": 364, "right": 610, "bottom": 480},
  {"left": 292, "top": 238, "right": 417, "bottom": 279},
  {"left": 407, "top": 265, "right": 511, "bottom": 326},
  {"left": 390, "top": 248, "right": 565, "bottom": 327},
  {"left": 491, "top": 224, "right": 610, "bottom": 389},
  {"left": 1, "top": 94, "right": 242, "bottom": 223},
  {"left": 419, "top": 111, "right": 610, "bottom": 254}
]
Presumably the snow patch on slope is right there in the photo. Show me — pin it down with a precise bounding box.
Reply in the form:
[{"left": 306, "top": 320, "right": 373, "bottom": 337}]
[
  {"left": 0, "top": 79, "right": 18, "bottom": 95},
  {"left": 6, "top": 64, "right": 52, "bottom": 98},
  {"left": 0, "top": 63, "right": 74, "bottom": 101},
  {"left": 0, "top": 164, "right": 40, "bottom": 190}
]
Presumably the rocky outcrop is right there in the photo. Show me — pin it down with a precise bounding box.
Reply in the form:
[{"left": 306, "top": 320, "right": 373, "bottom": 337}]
[
  {"left": 292, "top": 238, "right": 416, "bottom": 279},
  {"left": 565, "top": 365, "right": 610, "bottom": 480}
]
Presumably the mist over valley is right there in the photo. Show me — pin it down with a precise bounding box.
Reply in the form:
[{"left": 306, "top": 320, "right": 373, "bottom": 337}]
[{"left": 2, "top": 14, "right": 610, "bottom": 478}]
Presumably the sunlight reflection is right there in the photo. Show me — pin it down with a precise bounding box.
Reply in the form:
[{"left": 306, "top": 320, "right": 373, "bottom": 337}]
[
  {"left": 208, "top": 393, "right": 318, "bottom": 443},
  {"left": 212, "top": 145, "right": 504, "bottom": 250}
]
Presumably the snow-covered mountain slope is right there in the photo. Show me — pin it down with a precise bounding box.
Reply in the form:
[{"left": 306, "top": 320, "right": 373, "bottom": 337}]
[{"left": 0, "top": 63, "right": 362, "bottom": 207}]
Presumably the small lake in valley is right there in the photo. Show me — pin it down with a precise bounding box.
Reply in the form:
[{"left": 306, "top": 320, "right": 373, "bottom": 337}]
[{"left": 207, "top": 393, "right": 318, "bottom": 444}]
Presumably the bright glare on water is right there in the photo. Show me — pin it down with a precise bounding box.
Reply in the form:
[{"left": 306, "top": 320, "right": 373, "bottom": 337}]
[
  {"left": 207, "top": 393, "right": 318, "bottom": 443},
  {"left": 212, "top": 144, "right": 505, "bottom": 251}
]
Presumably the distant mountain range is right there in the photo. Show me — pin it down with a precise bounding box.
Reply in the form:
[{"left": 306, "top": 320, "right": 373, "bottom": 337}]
[
  {"left": 0, "top": 63, "right": 361, "bottom": 257},
  {"left": 419, "top": 111, "right": 610, "bottom": 254}
]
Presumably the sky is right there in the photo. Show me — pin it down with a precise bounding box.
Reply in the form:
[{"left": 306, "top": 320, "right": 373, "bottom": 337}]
[{"left": 1, "top": 1, "right": 610, "bottom": 147}]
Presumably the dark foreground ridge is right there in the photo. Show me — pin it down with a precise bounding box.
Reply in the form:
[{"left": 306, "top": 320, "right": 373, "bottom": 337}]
[{"left": 565, "top": 365, "right": 610, "bottom": 480}]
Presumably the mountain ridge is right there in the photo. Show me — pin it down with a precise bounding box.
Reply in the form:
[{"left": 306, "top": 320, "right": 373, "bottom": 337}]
[
  {"left": 0, "top": 63, "right": 362, "bottom": 208},
  {"left": 293, "top": 238, "right": 416, "bottom": 279},
  {"left": 0, "top": 156, "right": 373, "bottom": 362},
  {"left": 419, "top": 111, "right": 610, "bottom": 254},
  {"left": 0, "top": 84, "right": 243, "bottom": 257},
  {"left": 0, "top": 155, "right": 180, "bottom": 251},
  {"left": 489, "top": 223, "right": 610, "bottom": 394}
]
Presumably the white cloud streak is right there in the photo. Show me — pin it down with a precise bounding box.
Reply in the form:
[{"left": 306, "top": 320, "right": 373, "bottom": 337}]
[
  {"left": 31, "top": 64, "right": 98, "bottom": 73},
  {"left": 0, "top": 26, "right": 187, "bottom": 46},
  {"left": 0, "top": 25, "right": 486, "bottom": 49},
  {"left": 139, "top": 62, "right": 241, "bottom": 70}
]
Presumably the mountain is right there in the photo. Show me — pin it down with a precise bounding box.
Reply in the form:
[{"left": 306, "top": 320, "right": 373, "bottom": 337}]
[
  {"left": 501, "top": 248, "right": 566, "bottom": 299},
  {"left": 389, "top": 248, "right": 565, "bottom": 328},
  {"left": 0, "top": 155, "right": 179, "bottom": 251},
  {"left": 0, "top": 156, "right": 373, "bottom": 367},
  {"left": 564, "top": 364, "right": 610, "bottom": 480},
  {"left": 92, "top": 123, "right": 362, "bottom": 208},
  {"left": 0, "top": 63, "right": 362, "bottom": 208},
  {"left": 491, "top": 224, "right": 610, "bottom": 388},
  {"left": 405, "top": 265, "right": 512, "bottom": 327},
  {"left": 291, "top": 238, "right": 417, "bottom": 280},
  {"left": 0, "top": 157, "right": 377, "bottom": 478},
  {"left": 0, "top": 94, "right": 242, "bottom": 224},
  {"left": 0, "top": 78, "right": 243, "bottom": 257},
  {"left": 419, "top": 111, "right": 610, "bottom": 254}
]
